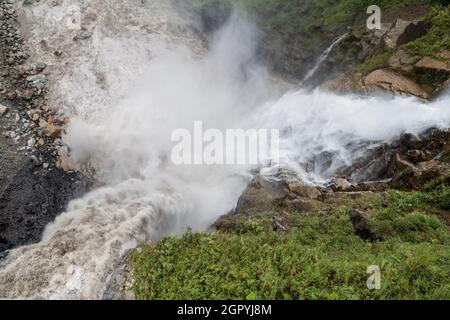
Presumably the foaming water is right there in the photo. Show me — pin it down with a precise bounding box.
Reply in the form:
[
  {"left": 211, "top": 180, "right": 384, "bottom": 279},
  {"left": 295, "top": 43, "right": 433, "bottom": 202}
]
[
  {"left": 256, "top": 90, "right": 450, "bottom": 182},
  {"left": 0, "top": 0, "right": 449, "bottom": 299}
]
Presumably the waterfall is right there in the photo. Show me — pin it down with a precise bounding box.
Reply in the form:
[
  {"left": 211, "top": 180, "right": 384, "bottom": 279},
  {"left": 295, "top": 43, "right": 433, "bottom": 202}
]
[
  {"left": 0, "top": 1, "right": 449, "bottom": 299},
  {"left": 300, "top": 33, "right": 348, "bottom": 86}
]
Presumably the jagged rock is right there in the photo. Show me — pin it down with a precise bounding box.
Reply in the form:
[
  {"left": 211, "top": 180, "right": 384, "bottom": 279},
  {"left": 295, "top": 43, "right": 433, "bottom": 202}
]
[
  {"left": 364, "top": 69, "right": 430, "bottom": 99},
  {"left": 389, "top": 154, "right": 443, "bottom": 190},
  {"left": 384, "top": 19, "right": 428, "bottom": 49},
  {"left": 349, "top": 209, "right": 382, "bottom": 241},
  {"left": 415, "top": 56, "right": 450, "bottom": 73}
]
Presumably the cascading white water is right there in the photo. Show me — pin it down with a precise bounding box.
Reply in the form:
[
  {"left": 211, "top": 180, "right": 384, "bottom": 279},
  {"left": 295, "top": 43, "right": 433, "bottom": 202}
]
[{"left": 1, "top": 0, "right": 449, "bottom": 299}]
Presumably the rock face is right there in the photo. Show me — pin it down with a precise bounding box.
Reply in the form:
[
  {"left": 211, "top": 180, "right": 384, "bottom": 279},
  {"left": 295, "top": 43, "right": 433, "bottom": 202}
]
[
  {"left": 415, "top": 56, "right": 450, "bottom": 73},
  {"left": 384, "top": 19, "right": 428, "bottom": 49},
  {"left": 338, "top": 128, "right": 450, "bottom": 190},
  {"left": 364, "top": 69, "right": 430, "bottom": 99},
  {"left": 215, "top": 169, "right": 323, "bottom": 232},
  {"left": 389, "top": 156, "right": 444, "bottom": 191},
  {"left": 234, "top": 171, "right": 320, "bottom": 216},
  {"left": 0, "top": 0, "right": 88, "bottom": 253},
  {"left": 234, "top": 175, "right": 288, "bottom": 216}
]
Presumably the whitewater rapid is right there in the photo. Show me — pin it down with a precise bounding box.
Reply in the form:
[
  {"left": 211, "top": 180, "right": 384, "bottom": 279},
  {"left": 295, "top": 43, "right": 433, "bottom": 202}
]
[{"left": 0, "top": 0, "right": 449, "bottom": 299}]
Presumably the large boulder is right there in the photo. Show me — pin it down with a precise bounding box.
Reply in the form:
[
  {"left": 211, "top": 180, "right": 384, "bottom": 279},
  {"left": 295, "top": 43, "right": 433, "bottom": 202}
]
[
  {"left": 384, "top": 19, "right": 428, "bottom": 49},
  {"left": 415, "top": 56, "right": 450, "bottom": 73},
  {"left": 364, "top": 69, "right": 430, "bottom": 99},
  {"left": 234, "top": 175, "right": 288, "bottom": 216},
  {"left": 234, "top": 169, "right": 321, "bottom": 216}
]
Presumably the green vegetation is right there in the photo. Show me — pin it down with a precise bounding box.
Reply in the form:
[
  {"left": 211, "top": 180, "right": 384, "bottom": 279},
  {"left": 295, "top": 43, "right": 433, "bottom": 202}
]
[
  {"left": 403, "top": 5, "right": 450, "bottom": 58},
  {"left": 357, "top": 50, "right": 394, "bottom": 75},
  {"left": 196, "top": 0, "right": 432, "bottom": 34},
  {"left": 131, "top": 181, "right": 450, "bottom": 300}
]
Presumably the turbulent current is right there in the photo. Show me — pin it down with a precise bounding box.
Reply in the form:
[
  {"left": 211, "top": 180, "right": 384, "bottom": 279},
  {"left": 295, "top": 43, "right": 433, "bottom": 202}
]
[{"left": 1, "top": 0, "right": 449, "bottom": 299}]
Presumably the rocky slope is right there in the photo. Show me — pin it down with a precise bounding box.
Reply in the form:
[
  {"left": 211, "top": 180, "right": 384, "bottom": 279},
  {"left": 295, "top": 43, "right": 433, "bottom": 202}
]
[
  {"left": 0, "top": 0, "right": 87, "bottom": 253},
  {"left": 321, "top": 3, "right": 450, "bottom": 99}
]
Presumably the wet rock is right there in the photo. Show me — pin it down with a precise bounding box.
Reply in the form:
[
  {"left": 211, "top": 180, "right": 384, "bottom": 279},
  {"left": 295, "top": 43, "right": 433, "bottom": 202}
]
[
  {"left": 321, "top": 73, "right": 365, "bottom": 93},
  {"left": 364, "top": 69, "right": 430, "bottom": 99},
  {"left": 415, "top": 56, "right": 450, "bottom": 73},
  {"left": 235, "top": 175, "right": 287, "bottom": 215},
  {"left": 199, "top": 2, "right": 232, "bottom": 34},
  {"left": 389, "top": 154, "right": 443, "bottom": 190}
]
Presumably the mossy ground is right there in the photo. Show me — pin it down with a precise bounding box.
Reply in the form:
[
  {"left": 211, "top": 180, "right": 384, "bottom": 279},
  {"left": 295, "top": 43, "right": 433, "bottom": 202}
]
[{"left": 131, "top": 178, "right": 449, "bottom": 300}]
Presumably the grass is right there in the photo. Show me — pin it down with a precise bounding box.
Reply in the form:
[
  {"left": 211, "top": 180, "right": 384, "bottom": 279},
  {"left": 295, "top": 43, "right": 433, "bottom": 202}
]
[
  {"left": 357, "top": 50, "right": 394, "bottom": 75},
  {"left": 131, "top": 181, "right": 450, "bottom": 300}
]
